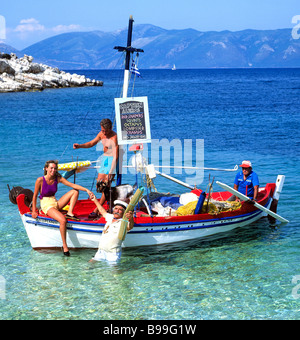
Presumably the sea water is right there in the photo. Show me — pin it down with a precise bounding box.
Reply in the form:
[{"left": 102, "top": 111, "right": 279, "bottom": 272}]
[{"left": 0, "top": 69, "right": 299, "bottom": 320}]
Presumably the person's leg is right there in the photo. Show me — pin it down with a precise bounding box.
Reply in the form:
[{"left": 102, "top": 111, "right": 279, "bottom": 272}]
[
  {"left": 47, "top": 207, "right": 69, "bottom": 254},
  {"left": 106, "top": 251, "right": 122, "bottom": 264},
  {"left": 92, "top": 173, "right": 109, "bottom": 215},
  {"left": 57, "top": 189, "right": 79, "bottom": 216},
  {"left": 90, "top": 249, "right": 106, "bottom": 262},
  {"left": 99, "top": 192, "right": 106, "bottom": 205}
]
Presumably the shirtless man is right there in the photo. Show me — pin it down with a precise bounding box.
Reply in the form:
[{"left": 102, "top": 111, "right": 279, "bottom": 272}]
[{"left": 73, "top": 118, "right": 119, "bottom": 215}]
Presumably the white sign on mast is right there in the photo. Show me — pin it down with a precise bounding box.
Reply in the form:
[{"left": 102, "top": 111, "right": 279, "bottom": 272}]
[{"left": 115, "top": 96, "right": 151, "bottom": 145}]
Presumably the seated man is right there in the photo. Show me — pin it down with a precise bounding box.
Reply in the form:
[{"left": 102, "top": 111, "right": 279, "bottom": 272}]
[
  {"left": 232, "top": 160, "right": 259, "bottom": 201},
  {"left": 89, "top": 194, "right": 134, "bottom": 264}
]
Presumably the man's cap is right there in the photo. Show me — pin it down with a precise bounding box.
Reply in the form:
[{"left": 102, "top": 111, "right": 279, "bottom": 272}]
[
  {"left": 113, "top": 200, "right": 128, "bottom": 210},
  {"left": 239, "top": 160, "right": 252, "bottom": 168}
]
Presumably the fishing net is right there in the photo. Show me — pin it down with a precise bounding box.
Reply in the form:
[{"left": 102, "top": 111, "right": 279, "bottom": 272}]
[{"left": 176, "top": 199, "right": 242, "bottom": 216}]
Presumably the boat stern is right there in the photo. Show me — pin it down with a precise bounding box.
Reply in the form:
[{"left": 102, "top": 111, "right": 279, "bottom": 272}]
[{"left": 267, "top": 175, "right": 285, "bottom": 223}]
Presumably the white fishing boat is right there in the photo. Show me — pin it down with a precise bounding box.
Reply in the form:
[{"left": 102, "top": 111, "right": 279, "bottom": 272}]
[
  {"left": 10, "top": 16, "right": 288, "bottom": 251},
  {"left": 14, "top": 175, "right": 286, "bottom": 250},
  {"left": 172, "top": 64, "right": 176, "bottom": 70}
]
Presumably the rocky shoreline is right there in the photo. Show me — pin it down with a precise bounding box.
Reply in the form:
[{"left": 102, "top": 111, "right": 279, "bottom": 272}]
[{"left": 0, "top": 53, "right": 103, "bottom": 93}]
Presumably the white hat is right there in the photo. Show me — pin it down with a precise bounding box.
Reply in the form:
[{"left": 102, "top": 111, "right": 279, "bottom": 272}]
[{"left": 113, "top": 200, "right": 128, "bottom": 210}]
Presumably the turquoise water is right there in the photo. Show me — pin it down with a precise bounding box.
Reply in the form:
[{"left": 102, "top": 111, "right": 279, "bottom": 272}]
[{"left": 0, "top": 69, "right": 300, "bottom": 319}]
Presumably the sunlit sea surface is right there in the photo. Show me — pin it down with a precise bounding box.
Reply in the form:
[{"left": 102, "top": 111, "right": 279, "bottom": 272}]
[{"left": 0, "top": 69, "right": 299, "bottom": 320}]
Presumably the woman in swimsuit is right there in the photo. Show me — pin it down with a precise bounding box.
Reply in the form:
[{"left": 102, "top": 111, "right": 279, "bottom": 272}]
[{"left": 31, "top": 160, "right": 93, "bottom": 256}]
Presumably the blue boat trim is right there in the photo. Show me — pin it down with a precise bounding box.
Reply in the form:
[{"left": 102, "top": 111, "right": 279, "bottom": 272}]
[
  {"left": 24, "top": 214, "right": 105, "bottom": 227},
  {"left": 25, "top": 219, "right": 104, "bottom": 233}
]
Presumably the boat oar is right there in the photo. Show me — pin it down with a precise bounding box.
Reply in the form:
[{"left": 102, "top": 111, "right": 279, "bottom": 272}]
[
  {"left": 216, "top": 181, "right": 289, "bottom": 224},
  {"left": 154, "top": 170, "right": 194, "bottom": 190}
]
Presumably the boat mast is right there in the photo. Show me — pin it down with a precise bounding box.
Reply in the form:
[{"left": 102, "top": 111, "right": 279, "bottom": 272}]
[
  {"left": 114, "top": 16, "right": 144, "bottom": 98},
  {"left": 123, "top": 16, "right": 134, "bottom": 98}
]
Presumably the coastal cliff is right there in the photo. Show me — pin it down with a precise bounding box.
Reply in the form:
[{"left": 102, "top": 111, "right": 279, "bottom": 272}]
[{"left": 0, "top": 53, "right": 103, "bottom": 93}]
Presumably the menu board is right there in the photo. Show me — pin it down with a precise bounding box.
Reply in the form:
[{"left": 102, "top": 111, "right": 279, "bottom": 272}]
[{"left": 115, "top": 96, "right": 151, "bottom": 145}]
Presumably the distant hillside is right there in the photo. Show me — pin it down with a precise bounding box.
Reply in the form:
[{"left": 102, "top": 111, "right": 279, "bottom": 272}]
[
  {"left": 12, "top": 25, "right": 300, "bottom": 69},
  {"left": 0, "top": 43, "right": 21, "bottom": 56}
]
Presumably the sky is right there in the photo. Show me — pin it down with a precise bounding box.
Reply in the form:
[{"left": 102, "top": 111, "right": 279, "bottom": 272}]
[{"left": 1, "top": 0, "right": 300, "bottom": 49}]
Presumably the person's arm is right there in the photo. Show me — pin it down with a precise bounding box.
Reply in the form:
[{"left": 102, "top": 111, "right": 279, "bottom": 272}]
[
  {"left": 59, "top": 177, "right": 92, "bottom": 196},
  {"left": 125, "top": 211, "right": 134, "bottom": 231},
  {"left": 31, "top": 177, "right": 42, "bottom": 218},
  {"left": 252, "top": 173, "right": 259, "bottom": 201},
  {"left": 73, "top": 132, "right": 102, "bottom": 149},
  {"left": 89, "top": 193, "right": 108, "bottom": 218},
  {"left": 230, "top": 184, "right": 239, "bottom": 201},
  {"left": 253, "top": 185, "right": 259, "bottom": 201}
]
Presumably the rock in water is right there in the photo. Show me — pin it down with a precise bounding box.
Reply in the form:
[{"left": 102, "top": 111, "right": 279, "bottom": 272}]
[{"left": 0, "top": 53, "right": 103, "bottom": 93}]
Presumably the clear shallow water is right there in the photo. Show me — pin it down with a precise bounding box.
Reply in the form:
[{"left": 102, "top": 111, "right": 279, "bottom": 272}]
[{"left": 0, "top": 69, "right": 300, "bottom": 319}]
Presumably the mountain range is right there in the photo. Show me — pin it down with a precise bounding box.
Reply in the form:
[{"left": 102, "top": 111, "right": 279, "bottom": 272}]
[{"left": 1, "top": 24, "right": 300, "bottom": 69}]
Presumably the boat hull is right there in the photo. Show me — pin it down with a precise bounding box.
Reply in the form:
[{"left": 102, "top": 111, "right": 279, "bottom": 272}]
[
  {"left": 16, "top": 179, "right": 284, "bottom": 250},
  {"left": 21, "top": 206, "right": 265, "bottom": 250}
]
